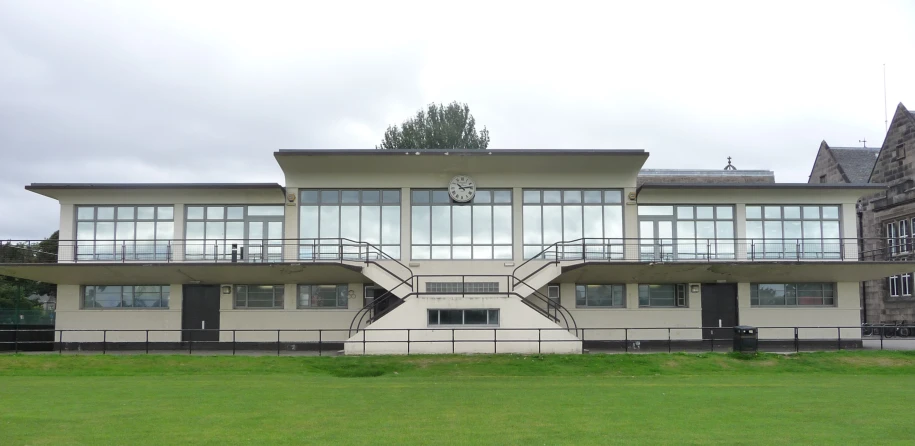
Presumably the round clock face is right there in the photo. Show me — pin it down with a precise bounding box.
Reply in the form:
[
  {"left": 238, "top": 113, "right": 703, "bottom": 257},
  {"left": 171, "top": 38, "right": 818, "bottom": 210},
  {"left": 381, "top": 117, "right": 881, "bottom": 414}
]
[{"left": 448, "top": 175, "right": 476, "bottom": 203}]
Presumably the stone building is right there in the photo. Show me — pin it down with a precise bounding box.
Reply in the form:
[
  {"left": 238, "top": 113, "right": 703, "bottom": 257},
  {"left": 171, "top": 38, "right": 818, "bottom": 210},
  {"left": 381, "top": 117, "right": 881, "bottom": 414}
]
[{"left": 810, "top": 103, "right": 915, "bottom": 323}]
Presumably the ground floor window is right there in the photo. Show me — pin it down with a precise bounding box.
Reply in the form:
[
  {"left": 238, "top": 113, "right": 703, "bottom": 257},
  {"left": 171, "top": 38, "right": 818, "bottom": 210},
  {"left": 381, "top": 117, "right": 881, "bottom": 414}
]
[
  {"left": 575, "top": 284, "right": 625, "bottom": 308},
  {"left": 638, "top": 284, "right": 688, "bottom": 307},
  {"left": 750, "top": 283, "right": 836, "bottom": 306},
  {"left": 298, "top": 285, "right": 349, "bottom": 309},
  {"left": 428, "top": 309, "right": 499, "bottom": 326},
  {"left": 82, "top": 285, "right": 170, "bottom": 308},
  {"left": 234, "top": 285, "right": 284, "bottom": 309}
]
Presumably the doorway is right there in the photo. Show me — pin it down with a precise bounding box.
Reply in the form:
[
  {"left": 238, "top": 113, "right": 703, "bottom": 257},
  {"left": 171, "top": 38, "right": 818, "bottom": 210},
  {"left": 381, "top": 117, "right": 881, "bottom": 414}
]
[
  {"left": 700, "top": 283, "right": 738, "bottom": 340},
  {"left": 365, "top": 285, "right": 400, "bottom": 320},
  {"left": 182, "top": 285, "right": 221, "bottom": 342},
  {"left": 245, "top": 220, "right": 284, "bottom": 262},
  {"left": 639, "top": 220, "right": 673, "bottom": 261}
]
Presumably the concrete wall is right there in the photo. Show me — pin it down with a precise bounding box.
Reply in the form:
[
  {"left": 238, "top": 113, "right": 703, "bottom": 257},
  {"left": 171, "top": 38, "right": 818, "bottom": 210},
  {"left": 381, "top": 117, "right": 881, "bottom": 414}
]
[
  {"left": 558, "top": 282, "right": 703, "bottom": 341},
  {"left": 53, "top": 281, "right": 365, "bottom": 343},
  {"left": 344, "top": 296, "right": 582, "bottom": 355},
  {"left": 219, "top": 282, "right": 363, "bottom": 343},
  {"left": 54, "top": 284, "right": 183, "bottom": 342},
  {"left": 738, "top": 282, "right": 861, "bottom": 340}
]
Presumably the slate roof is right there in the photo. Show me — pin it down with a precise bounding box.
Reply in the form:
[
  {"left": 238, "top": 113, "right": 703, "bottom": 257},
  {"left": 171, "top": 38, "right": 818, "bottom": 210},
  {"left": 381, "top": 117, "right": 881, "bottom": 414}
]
[{"left": 829, "top": 147, "right": 879, "bottom": 184}]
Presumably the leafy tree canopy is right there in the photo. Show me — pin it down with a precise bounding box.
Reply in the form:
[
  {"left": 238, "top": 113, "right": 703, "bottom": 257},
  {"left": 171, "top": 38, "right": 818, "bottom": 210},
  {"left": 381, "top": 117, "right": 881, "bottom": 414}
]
[{"left": 376, "top": 101, "right": 490, "bottom": 150}]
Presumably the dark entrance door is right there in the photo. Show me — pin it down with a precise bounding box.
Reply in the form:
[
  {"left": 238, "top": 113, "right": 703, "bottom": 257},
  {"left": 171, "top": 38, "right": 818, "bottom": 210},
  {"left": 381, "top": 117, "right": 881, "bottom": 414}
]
[
  {"left": 182, "top": 285, "right": 220, "bottom": 342},
  {"left": 700, "top": 283, "right": 738, "bottom": 340}
]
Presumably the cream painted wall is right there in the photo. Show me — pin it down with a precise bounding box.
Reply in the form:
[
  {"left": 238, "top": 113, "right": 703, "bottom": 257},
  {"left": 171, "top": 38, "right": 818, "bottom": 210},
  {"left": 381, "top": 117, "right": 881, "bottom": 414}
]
[
  {"left": 737, "top": 281, "right": 861, "bottom": 340},
  {"left": 59, "top": 204, "right": 74, "bottom": 240},
  {"left": 344, "top": 296, "right": 581, "bottom": 355},
  {"left": 558, "top": 282, "right": 704, "bottom": 340},
  {"left": 217, "top": 281, "right": 365, "bottom": 342},
  {"left": 54, "top": 284, "right": 183, "bottom": 342}
]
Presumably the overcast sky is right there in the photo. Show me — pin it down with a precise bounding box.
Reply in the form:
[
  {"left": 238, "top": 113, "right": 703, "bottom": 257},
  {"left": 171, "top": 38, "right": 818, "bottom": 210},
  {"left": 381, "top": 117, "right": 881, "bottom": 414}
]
[{"left": 1, "top": 0, "right": 914, "bottom": 239}]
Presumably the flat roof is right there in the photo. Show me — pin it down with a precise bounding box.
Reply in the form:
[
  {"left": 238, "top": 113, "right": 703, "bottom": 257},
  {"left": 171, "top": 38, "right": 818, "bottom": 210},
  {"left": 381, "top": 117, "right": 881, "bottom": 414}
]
[
  {"left": 275, "top": 148, "right": 647, "bottom": 156},
  {"left": 637, "top": 183, "right": 885, "bottom": 192},
  {"left": 25, "top": 183, "right": 283, "bottom": 191},
  {"left": 638, "top": 169, "right": 774, "bottom": 176}
]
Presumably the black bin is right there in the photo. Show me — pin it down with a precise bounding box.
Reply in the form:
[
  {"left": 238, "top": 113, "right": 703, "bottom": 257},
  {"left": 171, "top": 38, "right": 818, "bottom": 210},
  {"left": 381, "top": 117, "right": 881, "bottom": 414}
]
[{"left": 733, "top": 325, "right": 758, "bottom": 353}]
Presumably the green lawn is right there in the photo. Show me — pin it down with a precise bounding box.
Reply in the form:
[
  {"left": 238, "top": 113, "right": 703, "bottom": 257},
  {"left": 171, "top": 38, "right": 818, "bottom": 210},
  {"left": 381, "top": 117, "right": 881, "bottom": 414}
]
[{"left": 2, "top": 352, "right": 914, "bottom": 445}]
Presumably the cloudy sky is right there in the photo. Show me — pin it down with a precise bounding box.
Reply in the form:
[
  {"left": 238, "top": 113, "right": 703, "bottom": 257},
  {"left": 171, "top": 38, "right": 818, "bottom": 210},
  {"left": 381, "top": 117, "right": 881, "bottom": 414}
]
[{"left": 1, "top": 0, "right": 913, "bottom": 239}]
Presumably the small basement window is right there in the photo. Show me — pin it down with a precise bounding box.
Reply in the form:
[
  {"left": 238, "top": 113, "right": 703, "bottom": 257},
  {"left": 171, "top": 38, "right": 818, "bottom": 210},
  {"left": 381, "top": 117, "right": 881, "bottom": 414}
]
[{"left": 428, "top": 309, "right": 500, "bottom": 326}]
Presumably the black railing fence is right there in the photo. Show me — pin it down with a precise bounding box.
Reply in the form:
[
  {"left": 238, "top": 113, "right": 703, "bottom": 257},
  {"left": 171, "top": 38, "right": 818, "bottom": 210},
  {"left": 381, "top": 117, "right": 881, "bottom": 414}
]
[
  {"left": 0, "top": 237, "right": 906, "bottom": 264},
  {"left": 0, "top": 326, "right": 906, "bottom": 355}
]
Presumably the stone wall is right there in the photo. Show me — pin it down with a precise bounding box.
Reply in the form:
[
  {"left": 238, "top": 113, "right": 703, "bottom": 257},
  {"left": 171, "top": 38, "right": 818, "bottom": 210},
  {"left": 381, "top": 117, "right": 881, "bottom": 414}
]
[
  {"left": 807, "top": 144, "right": 846, "bottom": 184},
  {"left": 860, "top": 108, "right": 915, "bottom": 323}
]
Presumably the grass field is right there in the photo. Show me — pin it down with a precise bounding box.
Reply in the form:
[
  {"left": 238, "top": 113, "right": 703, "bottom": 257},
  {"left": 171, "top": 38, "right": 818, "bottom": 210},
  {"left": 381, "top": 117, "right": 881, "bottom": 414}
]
[{"left": 2, "top": 352, "right": 915, "bottom": 445}]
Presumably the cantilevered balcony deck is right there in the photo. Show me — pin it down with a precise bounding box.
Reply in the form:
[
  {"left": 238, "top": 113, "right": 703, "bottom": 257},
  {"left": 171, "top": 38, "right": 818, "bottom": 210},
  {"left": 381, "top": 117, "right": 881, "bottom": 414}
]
[{"left": 1, "top": 237, "right": 914, "bottom": 284}]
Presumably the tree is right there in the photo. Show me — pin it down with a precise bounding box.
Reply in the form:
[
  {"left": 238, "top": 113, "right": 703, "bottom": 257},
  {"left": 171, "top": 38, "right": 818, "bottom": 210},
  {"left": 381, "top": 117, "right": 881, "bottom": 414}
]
[
  {"left": 376, "top": 101, "right": 490, "bottom": 150},
  {"left": 0, "top": 231, "right": 58, "bottom": 309}
]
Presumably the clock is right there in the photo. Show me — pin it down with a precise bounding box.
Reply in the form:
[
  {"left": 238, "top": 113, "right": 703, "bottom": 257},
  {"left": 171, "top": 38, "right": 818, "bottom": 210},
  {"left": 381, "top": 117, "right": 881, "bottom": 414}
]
[{"left": 448, "top": 175, "right": 476, "bottom": 203}]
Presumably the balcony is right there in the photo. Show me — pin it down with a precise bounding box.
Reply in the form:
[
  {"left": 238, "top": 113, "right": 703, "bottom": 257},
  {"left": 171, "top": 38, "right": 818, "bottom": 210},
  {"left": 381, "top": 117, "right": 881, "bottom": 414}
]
[
  {"left": 0, "top": 237, "right": 906, "bottom": 265},
  {"left": 1, "top": 237, "right": 914, "bottom": 285}
]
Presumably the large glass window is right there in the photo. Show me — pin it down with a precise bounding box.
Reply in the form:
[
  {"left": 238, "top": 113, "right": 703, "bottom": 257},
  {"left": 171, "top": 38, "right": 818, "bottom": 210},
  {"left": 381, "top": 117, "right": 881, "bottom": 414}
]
[
  {"left": 76, "top": 206, "right": 174, "bottom": 261},
  {"left": 234, "top": 285, "right": 284, "bottom": 309},
  {"left": 750, "top": 283, "right": 836, "bottom": 306},
  {"left": 411, "top": 190, "right": 512, "bottom": 260},
  {"left": 427, "top": 309, "right": 500, "bottom": 326},
  {"left": 82, "top": 285, "right": 170, "bottom": 308},
  {"left": 575, "top": 284, "right": 625, "bottom": 308},
  {"left": 185, "top": 205, "right": 284, "bottom": 262},
  {"left": 523, "top": 190, "right": 623, "bottom": 259},
  {"left": 746, "top": 205, "right": 841, "bottom": 259},
  {"left": 638, "top": 284, "right": 688, "bottom": 308},
  {"left": 637, "top": 205, "right": 734, "bottom": 261},
  {"left": 297, "top": 284, "right": 349, "bottom": 309},
  {"left": 299, "top": 190, "right": 401, "bottom": 260}
]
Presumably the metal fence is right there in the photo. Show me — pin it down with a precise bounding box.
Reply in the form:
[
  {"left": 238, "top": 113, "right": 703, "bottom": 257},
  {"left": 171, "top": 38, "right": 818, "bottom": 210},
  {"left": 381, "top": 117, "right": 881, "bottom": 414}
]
[
  {"left": 0, "top": 310, "right": 55, "bottom": 325},
  {"left": 1, "top": 326, "right": 909, "bottom": 355}
]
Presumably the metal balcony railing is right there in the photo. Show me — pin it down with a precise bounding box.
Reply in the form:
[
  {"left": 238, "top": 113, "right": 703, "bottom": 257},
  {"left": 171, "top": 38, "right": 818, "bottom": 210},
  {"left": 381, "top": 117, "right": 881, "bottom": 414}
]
[{"left": 0, "top": 237, "right": 905, "bottom": 265}]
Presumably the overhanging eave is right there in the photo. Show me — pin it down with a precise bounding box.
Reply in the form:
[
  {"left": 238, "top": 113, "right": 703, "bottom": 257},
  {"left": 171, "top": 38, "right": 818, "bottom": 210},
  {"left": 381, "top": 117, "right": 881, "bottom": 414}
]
[
  {"left": 0, "top": 263, "right": 366, "bottom": 285},
  {"left": 558, "top": 262, "right": 915, "bottom": 283}
]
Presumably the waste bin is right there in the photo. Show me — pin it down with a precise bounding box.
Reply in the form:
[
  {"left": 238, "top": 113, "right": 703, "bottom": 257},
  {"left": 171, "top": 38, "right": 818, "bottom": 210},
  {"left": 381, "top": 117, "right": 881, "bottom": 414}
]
[{"left": 733, "top": 325, "right": 758, "bottom": 353}]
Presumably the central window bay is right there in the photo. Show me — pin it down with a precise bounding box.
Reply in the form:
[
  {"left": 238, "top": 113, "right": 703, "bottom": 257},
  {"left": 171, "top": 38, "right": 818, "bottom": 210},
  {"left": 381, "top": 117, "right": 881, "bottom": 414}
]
[{"left": 411, "top": 190, "right": 512, "bottom": 260}]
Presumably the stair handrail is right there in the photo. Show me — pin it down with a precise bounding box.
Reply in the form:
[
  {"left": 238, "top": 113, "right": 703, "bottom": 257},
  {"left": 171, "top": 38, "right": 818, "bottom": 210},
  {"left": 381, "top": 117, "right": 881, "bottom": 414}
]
[
  {"left": 336, "top": 237, "right": 414, "bottom": 288},
  {"left": 348, "top": 283, "right": 413, "bottom": 336},
  {"left": 511, "top": 275, "right": 578, "bottom": 334},
  {"left": 347, "top": 290, "right": 577, "bottom": 337},
  {"left": 512, "top": 237, "right": 607, "bottom": 286}
]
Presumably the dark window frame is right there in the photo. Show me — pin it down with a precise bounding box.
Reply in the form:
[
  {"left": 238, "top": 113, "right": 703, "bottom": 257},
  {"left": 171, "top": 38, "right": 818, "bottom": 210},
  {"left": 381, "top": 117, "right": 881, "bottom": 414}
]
[
  {"left": 234, "top": 285, "right": 285, "bottom": 309},
  {"left": 750, "top": 283, "right": 837, "bottom": 307},
  {"left": 574, "top": 284, "right": 626, "bottom": 308},
  {"left": 81, "top": 285, "right": 170, "bottom": 309},
  {"left": 297, "top": 284, "right": 349, "bottom": 309},
  {"left": 427, "top": 309, "right": 500, "bottom": 326},
  {"left": 637, "top": 284, "right": 688, "bottom": 308}
]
